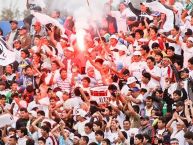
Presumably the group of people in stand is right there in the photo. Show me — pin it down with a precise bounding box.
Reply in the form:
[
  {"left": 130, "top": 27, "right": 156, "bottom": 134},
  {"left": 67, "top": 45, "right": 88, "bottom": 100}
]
[{"left": 0, "top": 0, "right": 193, "bottom": 145}]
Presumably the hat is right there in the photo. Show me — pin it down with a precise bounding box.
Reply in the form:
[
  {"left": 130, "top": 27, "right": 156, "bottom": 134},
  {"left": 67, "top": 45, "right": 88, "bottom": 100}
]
[
  {"left": 33, "top": 21, "right": 41, "bottom": 26},
  {"left": 66, "top": 47, "right": 74, "bottom": 52},
  {"left": 29, "top": 110, "right": 37, "bottom": 118},
  {"left": 76, "top": 109, "right": 87, "bottom": 118},
  {"left": 185, "top": 29, "right": 192, "bottom": 36},
  {"left": 127, "top": 77, "right": 137, "bottom": 84},
  {"left": 118, "top": 45, "right": 127, "bottom": 52},
  {"left": 140, "top": 116, "right": 149, "bottom": 120},
  {"left": 151, "top": 11, "right": 161, "bottom": 17},
  {"left": 130, "top": 87, "right": 140, "bottom": 92},
  {"left": 19, "top": 26, "right": 27, "bottom": 30},
  {"left": 109, "top": 35, "right": 118, "bottom": 40},
  {"left": 187, "top": 37, "right": 193, "bottom": 42},
  {"left": 9, "top": 20, "right": 18, "bottom": 24},
  {"left": 133, "top": 51, "right": 141, "bottom": 56}
]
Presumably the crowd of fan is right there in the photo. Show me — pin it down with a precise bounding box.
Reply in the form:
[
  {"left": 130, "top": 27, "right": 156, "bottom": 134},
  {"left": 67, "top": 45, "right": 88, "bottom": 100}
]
[{"left": 0, "top": 0, "right": 193, "bottom": 145}]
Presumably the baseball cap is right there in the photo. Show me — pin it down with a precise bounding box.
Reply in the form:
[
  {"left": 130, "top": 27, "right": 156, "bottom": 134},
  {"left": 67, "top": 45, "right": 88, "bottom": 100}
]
[
  {"left": 19, "top": 26, "right": 27, "bottom": 30},
  {"left": 133, "top": 51, "right": 141, "bottom": 56},
  {"left": 9, "top": 20, "right": 18, "bottom": 24},
  {"left": 187, "top": 37, "right": 193, "bottom": 42},
  {"left": 76, "top": 109, "right": 87, "bottom": 118},
  {"left": 118, "top": 45, "right": 127, "bottom": 52},
  {"left": 127, "top": 77, "right": 137, "bottom": 84},
  {"left": 109, "top": 35, "right": 118, "bottom": 40},
  {"left": 151, "top": 11, "right": 161, "bottom": 17}
]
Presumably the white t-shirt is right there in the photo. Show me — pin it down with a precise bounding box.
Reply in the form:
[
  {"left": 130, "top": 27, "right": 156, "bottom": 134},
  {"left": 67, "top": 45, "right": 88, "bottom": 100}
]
[
  {"left": 129, "top": 61, "right": 146, "bottom": 81},
  {"left": 168, "top": 35, "right": 182, "bottom": 55},
  {"left": 181, "top": 43, "right": 193, "bottom": 67},
  {"left": 145, "top": 66, "right": 161, "bottom": 86}
]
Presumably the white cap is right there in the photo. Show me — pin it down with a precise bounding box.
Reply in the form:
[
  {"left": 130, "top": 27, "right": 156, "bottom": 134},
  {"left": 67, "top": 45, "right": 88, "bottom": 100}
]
[
  {"left": 133, "top": 51, "right": 141, "bottom": 56},
  {"left": 118, "top": 45, "right": 127, "bottom": 51},
  {"left": 29, "top": 110, "right": 37, "bottom": 118},
  {"left": 76, "top": 109, "right": 87, "bottom": 118},
  {"left": 127, "top": 77, "right": 137, "bottom": 84},
  {"left": 67, "top": 47, "right": 74, "bottom": 52},
  {"left": 109, "top": 35, "right": 118, "bottom": 40},
  {"left": 187, "top": 37, "right": 193, "bottom": 42},
  {"left": 56, "top": 91, "right": 63, "bottom": 100}
]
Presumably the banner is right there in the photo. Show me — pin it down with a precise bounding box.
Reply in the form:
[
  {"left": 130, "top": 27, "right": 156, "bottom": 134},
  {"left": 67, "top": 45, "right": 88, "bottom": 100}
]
[{"left": 0, "top": 38, "right": 15, "bottom": 66}]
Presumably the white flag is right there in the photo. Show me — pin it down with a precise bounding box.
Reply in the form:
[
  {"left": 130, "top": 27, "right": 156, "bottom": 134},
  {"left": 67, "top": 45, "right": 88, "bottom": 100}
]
[{"left": 0, "top": 38, "right": 15, "bottom": 66}]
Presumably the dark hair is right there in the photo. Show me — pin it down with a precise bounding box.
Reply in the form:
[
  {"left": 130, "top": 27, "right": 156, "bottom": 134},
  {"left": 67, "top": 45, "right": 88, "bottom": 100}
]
[
  {"left": 184, "top": 131, "right": 193, "bottom": 140},
  {"left": 85, "top": 122, "right": 93, "bottom": 129},
  {"left": 147, "top": 56, "right": 155, "bottom": 63},
  {"left": 135, "top": 29, "right": 144, "bottom": 37},
  {"left": 82, "top": 77, "right": 91, "bottom": 83},
  {"left": 34, "top": 35, "right": 41, "bottom": 39},
  {"left": 38, "top": 137, "right": 46, "bottom": 143},
  {"left": 82, "top": 136, "right": 89, "bottom": 144},
  {"left": 19, "top": 127, "right": 28, "bottom": 136},
  {"left": 95, "top": 130, "right": 104, "bottom": 138},
  {"left": 132, "top": 105, "right": 140, "bottom": 113},
  {"left": 20, "top": 107, "right": 28, "bottom": 113},
  {"left": 174, "top": 25, "right": 180, "bottom": 31},
  {"left": 59, "top": 67, "right": 67, "bottom": 74},
  {"left": 26, "top": 139, "right": 35, "bottom": 145},
  {"left": 188, "top": 57, "right": 193, "bottom": 65},
  {"left": 41, "top": 125, "right": 50, "bottom": 133},
  {"left": 146, "top": 96, "right": 153, "bottom": 101},
  {"left": 141, "top": 45, "right": 150, "bottom": 53},
  {"left": 37, "top": 110, "right": 45, "bottom": 116},
  {"left": 0, "top": 95, "right": 6, "bottom": 100},
  {"left": 108, "top": 84, "right": 117, "bottom": 91},
  {"left": 142, "top": 72, "right": 151, "bottom": 80},
  {"left": 155, "top": 51, "right": 163, "bottom": 58},
  {"left": 166, "top": 46, "right": 175, "bottom": 52},
  {"left": 26, "top": 85, "right": 34, "bottom": 93},
  {"left": 158, "top": 116, "right": 167, "bottom": 124},
  {"left": 150, "top": 26, "right": 158, "bottom": 33},
  {"left": 121, "top": 131, "right": 128, "bottom": 139},
  {"left": 143, "top": 134, "right": 151, "bottom": 143},
  {"left": 9, "top": 135, "right": 17, "bottom": 141},
  {"left": 93, "top": 121, "right": 102, "bottom": 128},
  {"left": 173, "top": 90, "right": 181, "bottom": 96},
  {"left": 151, "top": 42, "right": 159, "bottom": 49},
  {"left": 8, "top": 128, "right": 16, "bottom": 133},
  {"left": 135, "top": 134, "right": 144, "bottom": 141},
  {"left": 102, "top": 138, "right": 111, "bottom": 145}
]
